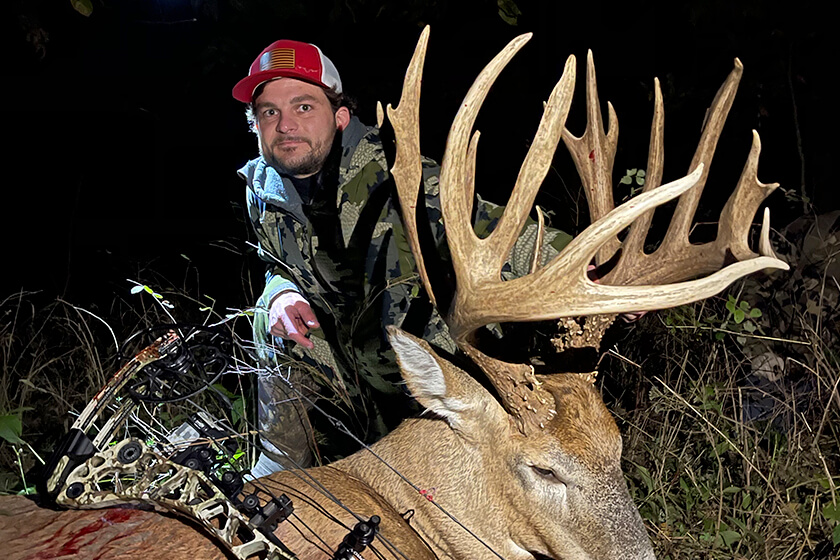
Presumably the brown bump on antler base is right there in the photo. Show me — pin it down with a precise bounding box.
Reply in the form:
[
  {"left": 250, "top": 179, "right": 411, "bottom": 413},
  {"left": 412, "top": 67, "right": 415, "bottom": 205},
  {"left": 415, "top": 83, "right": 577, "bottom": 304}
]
[
  {"left": 459, "top": 342, "right": 556, "bottom": 435},
  {"left": 552, "top": 314, "right": 617, "bottom": 352}
]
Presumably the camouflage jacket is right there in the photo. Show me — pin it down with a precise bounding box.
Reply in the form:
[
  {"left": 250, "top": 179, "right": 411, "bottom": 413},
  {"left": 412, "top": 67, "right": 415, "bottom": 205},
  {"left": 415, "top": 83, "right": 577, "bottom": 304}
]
[
  {"left": 240, "top": 116, "right": 572, "bottom": 395},
  {"left": 240, "top": 116, "right": 453, "bottom": 397}
]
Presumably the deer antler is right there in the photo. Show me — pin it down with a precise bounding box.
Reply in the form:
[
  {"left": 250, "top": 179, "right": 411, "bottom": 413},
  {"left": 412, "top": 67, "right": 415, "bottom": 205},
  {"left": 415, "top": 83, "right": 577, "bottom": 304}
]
[
  {"left": 563, "top": 54, "right": 782, "bottom": 288},
  {"left": 387, "top": 27, "right": 788, "bottom": 434}
]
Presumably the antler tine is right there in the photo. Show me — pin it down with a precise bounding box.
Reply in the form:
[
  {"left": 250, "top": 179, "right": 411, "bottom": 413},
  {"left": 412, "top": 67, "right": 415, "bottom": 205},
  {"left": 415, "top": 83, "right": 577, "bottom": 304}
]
[
  {"left": 530, "top": 206, "right": 547, "bottom": 274},
  {"left": 562, "top": 50, "right": 620, "bottom": 265},
  {"left": 487, "top": 55, "right": 576, "bottom": 273},
  {"left": 387, "top": 26, "right": 436, "bottom": 306},
  {"left": 759, "top": 207, "right": 776, "bottom": 258},
  {"left": 716, "top": 130, "right": 781, "bottom": 260},
  {"left": 439, "top": 33, "right": 534, "bottom": 287},
  {"left": 619, "top": 78, "right": 665, "bottom": 260},
  {"left": 662, "top": 59, "right": 743, "bottom": 249}
]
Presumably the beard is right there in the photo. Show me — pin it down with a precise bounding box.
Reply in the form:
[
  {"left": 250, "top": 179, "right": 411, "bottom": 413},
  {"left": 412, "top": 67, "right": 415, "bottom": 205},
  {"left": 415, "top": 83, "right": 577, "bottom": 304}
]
[{"left": 261, "top": 132, "right": 335, "bottom": 178}]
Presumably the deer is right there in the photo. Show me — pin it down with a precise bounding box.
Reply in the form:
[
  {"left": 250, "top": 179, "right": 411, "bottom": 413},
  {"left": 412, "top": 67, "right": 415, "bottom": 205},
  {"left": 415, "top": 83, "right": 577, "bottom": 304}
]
[{"left": 1, "top": 26, "right": 787, "bottom": 560}]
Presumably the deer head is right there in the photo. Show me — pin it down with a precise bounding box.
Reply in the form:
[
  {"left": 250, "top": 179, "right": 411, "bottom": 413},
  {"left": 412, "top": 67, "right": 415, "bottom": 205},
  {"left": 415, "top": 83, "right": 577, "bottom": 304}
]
[{"left": 385, "top": 326, "right": 655, "bottom": 559}]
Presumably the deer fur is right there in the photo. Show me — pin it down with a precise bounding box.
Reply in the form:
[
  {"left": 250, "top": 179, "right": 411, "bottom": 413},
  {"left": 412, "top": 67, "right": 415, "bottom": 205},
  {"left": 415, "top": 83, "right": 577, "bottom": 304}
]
[{"left": 2, "top": 328, "right": 653, "bottom": 560}]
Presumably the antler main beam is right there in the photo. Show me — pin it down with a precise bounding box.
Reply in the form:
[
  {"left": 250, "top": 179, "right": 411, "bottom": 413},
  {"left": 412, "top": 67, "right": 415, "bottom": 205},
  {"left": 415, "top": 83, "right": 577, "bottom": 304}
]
[{"left": 448, "top": 165, "right": 786, "bottom": 337}]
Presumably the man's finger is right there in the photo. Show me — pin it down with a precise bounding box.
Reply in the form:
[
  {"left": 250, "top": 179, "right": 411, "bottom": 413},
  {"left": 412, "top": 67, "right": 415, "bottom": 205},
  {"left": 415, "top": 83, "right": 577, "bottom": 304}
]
[
  {"left": 295, "top": 301, "right": 320, "bottom": 329},
  {"left": 268, "top": 292, "right": 317, "bottom": 348},
  {"left": 283, "top": 315, "right": 314, "bottom": 349},
  {"left": 286, "top": 330, "right": 315, "bottom": 349},
  {"left": 282, "top": 306, "right": 315, "bottom": 349}
]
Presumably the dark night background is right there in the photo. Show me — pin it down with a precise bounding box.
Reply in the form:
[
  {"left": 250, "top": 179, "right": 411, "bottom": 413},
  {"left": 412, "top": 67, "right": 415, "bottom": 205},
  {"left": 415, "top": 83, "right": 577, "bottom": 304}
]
[{"left": 2, "top": 0, "right": 834, "bottom": 314}]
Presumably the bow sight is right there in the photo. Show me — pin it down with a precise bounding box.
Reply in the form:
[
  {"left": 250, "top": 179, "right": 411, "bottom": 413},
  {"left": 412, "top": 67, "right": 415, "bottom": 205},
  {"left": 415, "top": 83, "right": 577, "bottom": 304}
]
[{"left": 38, "top": 325, "right": 298, "bottom": 560}]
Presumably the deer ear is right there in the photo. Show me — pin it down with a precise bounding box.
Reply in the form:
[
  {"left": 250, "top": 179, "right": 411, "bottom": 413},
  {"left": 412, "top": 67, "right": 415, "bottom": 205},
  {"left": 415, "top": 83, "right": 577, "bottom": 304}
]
[{"left": 386, "top": 326, "right": 507, "bottom": 432}]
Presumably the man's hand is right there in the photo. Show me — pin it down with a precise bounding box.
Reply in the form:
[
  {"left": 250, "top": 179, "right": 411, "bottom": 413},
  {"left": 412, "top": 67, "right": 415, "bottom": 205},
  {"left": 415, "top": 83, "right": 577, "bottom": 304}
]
[{"left": 269, "top": 291, "right": 320, "bottom": 349}]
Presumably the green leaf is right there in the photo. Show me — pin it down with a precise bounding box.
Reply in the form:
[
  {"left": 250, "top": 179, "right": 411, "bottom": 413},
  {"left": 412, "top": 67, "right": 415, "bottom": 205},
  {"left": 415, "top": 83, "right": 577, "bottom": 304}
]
[
  {"left": 70, "top": 0, "right": 93, "bottom": 17},
  {"left": 637, "top": 169, "right": 646, "bottom": 177},
  {"left": 749, "top": 307, "right": 762, "bottom": 318},
  {"left": 718, "top": 529, "right": 741, "bottom": 547},
  {"left": 733, "top": 308, "right": 745, "bottom": 324},
  {"left": 497, "top": 0, "right": 522, "bottom": 25},
  {"left": 620, "top": 175, "right": 632, "bottom": 185},
  {"left": 739, "top": 300, "right": 751, "bottom": 311},
  {"left": 0, "top": 415, "right": 24, "bottom": 445},
  {"left": 212, "top": 383, "right": 236, "bottom": 398},
  {"left": 823, "top": 502, "right": 840, "bottom": 522},
  {"left": 636, "top": 176, "right": 645, "bottom": 186},
  {"left": 726, "top": 300, "right": 737, "bottom": 314},
  {"left": 743, "top": 320, "right": 756, "bottom": 333},
  {"left": 232, "top": 397, "right": 245, "bottom": 425},
  {"left": 727, "top": 515, "right": 749, "bottom": 533},
  {"left": 1, "top": 406, "right": 33, "bottom": 415},
  {"left": 636, "top": 464, "right": 654, "bottom": 494},
  {"left": 834, "top": 524, "right": 840, "bottom": 546},
  {"left": 741, "top": 492, "right": 752, "bottom": 509}
]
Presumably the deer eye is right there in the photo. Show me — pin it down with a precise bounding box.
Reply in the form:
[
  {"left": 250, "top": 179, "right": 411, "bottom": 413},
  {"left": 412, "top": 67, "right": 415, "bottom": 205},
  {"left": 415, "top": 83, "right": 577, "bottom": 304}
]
[{"left": 531, "top": 465, "right": 559, "bottom": 480}]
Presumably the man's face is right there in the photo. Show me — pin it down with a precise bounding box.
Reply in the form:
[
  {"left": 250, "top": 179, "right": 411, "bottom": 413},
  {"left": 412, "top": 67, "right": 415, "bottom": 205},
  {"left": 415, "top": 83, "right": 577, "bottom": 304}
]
[{"left": 254, "top": 78, "right": 350, "bottom": 178}]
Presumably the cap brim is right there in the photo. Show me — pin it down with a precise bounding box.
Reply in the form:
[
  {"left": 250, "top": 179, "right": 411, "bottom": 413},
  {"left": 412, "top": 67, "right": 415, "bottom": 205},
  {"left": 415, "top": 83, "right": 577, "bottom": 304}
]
[{"left": 232, "top": 71, "right": 327, "bottom": 103}]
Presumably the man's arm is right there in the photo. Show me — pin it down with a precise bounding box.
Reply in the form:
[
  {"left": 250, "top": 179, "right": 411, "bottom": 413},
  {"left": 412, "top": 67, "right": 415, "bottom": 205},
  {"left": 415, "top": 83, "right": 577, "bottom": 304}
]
[{"left": 247, "top": 188, "right": 319, "bottom": 349}]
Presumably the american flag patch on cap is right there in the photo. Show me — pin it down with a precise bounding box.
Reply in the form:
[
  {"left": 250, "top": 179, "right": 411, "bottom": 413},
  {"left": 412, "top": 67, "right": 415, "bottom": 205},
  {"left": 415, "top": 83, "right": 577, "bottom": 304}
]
[{"left": 260, "top": 48, "right": 295, "bottom": 71}]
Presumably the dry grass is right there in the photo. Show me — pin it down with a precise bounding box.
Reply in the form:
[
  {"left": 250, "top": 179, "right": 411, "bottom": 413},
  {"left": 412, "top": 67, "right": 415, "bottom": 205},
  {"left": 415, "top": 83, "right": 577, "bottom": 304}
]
[{"left": 603, "top": 213, "right": 839, "bottom": 559}]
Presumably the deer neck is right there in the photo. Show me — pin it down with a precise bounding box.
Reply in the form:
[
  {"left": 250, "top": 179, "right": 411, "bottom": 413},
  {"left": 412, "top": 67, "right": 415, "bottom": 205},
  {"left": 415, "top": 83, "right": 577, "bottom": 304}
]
[{"left": 334, "top": 417, "right": 522, "bottom": 560}]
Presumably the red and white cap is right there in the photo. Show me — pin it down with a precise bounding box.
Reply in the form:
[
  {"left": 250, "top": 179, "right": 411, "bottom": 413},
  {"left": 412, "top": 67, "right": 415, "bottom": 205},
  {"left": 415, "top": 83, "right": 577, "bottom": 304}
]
[{"left": 232, "top": 39, "right": 342, "bottom": 103}]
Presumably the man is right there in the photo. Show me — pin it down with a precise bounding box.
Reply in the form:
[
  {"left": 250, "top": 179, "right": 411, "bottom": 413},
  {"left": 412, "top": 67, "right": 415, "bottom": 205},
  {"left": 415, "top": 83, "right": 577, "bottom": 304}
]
[{"left": 233, "top": 40, "right": 573, "bottom": 475}]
